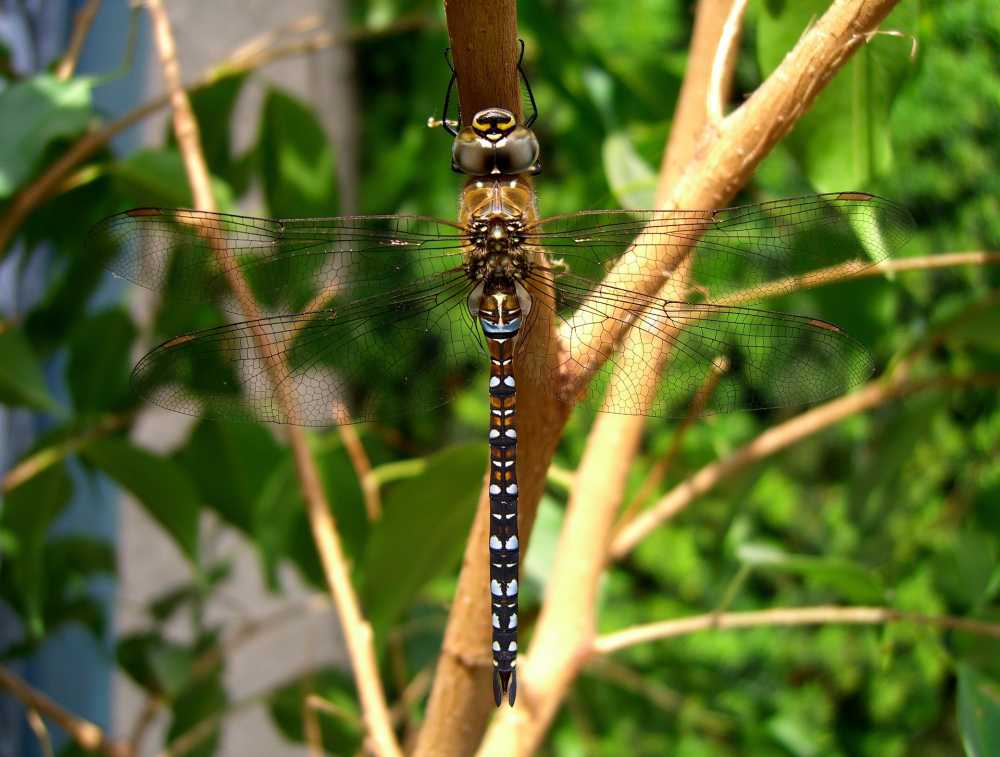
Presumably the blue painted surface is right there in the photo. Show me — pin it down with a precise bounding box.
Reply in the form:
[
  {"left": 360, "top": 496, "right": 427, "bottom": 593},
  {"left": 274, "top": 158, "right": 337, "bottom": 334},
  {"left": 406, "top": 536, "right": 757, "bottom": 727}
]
[{"left": 0, "top": 1, "right": 149, "bottom": 754}]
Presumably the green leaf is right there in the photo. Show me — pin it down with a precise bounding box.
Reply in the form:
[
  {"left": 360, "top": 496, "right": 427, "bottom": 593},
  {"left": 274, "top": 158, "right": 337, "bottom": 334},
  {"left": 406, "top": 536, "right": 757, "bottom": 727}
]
[
  {"left": 361, "top": 442, "right": 487, "bottom": 636},
  {"left": 67, "top": 308, "right": 136, "bottom": 414},
  {"left": 149, "top": 562, "right": 231, "bottom": 622},
  {"left": 934, "top": 530, "right": 998, "bottom": 610},
  {"left": 254, "top": 432, "right": 367, "bottom": 589},
  {"left": 259, "top": 88, "right": 337, "bottom": 217},
  {"left": 0, "top": 463, "right": 73, "bottom": 637},
  {"left": 166, "top": 636, "right": 227, "bottom": 757},
  {"left": 0, "top": 74, "right": 92, "bottom": 198},
  {"left": 175, "top": 419, "right": 284, "bottom": 534},
  {"left": 737, "top": 543, "right": 886, "bottom": 604},
  {"left": 111, "top": 147, "right": 234, "bottom": 209},
  {"left": 603, "top": 132, "right": 657, "bottom": 209},
  {"left": 959, "top": 665, "right": 1000, "bottom": 757},
  {"left": 757, "top": 1, "right": 916, "bottom": 192},
  {"left": 947, "top": 302, "right": 1000, "bottom": 352},
  {"left": 117, "top": 632, "right": 196, "bottom": 696},
  {"left": 0, "top": 325, "right": 58, "bottom": 411},
  {"left": 83, "top": 438, "right": 200, "bottom": 561},
  {"left": 268, "top": 667, "right": 361, "bottom": 751}
]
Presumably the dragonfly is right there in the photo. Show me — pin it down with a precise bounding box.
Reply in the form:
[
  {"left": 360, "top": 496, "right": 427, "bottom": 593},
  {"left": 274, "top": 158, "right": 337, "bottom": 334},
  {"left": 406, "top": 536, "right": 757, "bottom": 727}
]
[{"left": 90, "top": 52, "right": 912, "bottom": 707}]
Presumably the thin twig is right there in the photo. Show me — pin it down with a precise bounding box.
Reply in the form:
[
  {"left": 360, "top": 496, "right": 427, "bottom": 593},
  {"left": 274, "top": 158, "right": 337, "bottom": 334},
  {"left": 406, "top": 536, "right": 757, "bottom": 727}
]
[
  {"left": 26, "top": 708, "right": 55, "bottom": 757},
  {"left": 143, "top": 3, "right": 400, "bottom": 753},
  {"left": 593, "top": 605, "right": 1000, "bottom": 656},
  {"left": 56, "top": 0, "right": 102, "bottom": 80},
  {"left": 134, "top": 596, "right": 330, "bottom": 753},
  {"left": 614, "top": 357, "right": 726, "bottom": 536},
  {"left": 0, "top": 666, "right": 128, "bottom": 757},
  {"left": 338, "top": 425, "right": 381, "bottom": 521},
  {"left": 718, "top": 251, "right": 1000, "bottom": 306},
  {"left": 2, "top": 413, "right": 130, "bottom": 493},
  {"left": 303, "top": 691, "right": 326, "bottom": 757},
  {"left": 305, "top": 692, "right": 362, "bottom": 727},
  {"left": 610, "top": 373, "right": 1000, "bottom": 559}
]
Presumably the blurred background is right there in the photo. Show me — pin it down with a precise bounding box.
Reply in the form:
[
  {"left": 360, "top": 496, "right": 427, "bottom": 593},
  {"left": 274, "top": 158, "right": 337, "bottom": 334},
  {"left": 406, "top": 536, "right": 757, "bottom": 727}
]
[{"left": 0, "top": 0, "right": 997, "bottom": 755}]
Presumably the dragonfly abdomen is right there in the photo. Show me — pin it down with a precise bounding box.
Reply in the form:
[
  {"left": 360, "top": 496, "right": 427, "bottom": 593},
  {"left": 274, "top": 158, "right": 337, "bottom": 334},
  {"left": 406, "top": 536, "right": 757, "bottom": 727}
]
[{"left": 479, "top": 280, "right": 522, "bottom": 707}]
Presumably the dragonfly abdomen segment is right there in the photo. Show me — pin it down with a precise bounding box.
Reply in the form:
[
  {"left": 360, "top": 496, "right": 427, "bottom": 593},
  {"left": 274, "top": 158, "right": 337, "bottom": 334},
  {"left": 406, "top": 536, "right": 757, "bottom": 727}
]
[{"left": 479, "top": 281, "right": 522, "bottom": 707}]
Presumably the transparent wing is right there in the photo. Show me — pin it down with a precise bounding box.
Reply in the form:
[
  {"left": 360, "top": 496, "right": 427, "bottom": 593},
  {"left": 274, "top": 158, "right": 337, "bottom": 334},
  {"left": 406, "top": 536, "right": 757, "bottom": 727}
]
[
  {"left": 519, "top": 270, "right": 875, "bottom": 417},
  {"left": 131, "top": 271, "right": 485, "bottom": 425},
  {"left": 526, "top": 193, "right": 913, "bottom": 302},
  {"left": 90, "top": 208, "right": 470, "bottom": 315}
]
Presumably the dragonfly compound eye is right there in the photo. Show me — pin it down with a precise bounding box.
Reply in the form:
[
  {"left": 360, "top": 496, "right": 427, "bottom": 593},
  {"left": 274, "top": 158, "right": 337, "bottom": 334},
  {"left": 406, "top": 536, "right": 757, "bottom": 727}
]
[{"left": 494, "top": 127, "right": 540, "bottom": 176}]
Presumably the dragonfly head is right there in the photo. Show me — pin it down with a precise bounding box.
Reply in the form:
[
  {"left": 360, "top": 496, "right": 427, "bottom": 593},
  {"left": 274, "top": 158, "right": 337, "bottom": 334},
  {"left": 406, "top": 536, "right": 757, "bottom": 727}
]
[{"left": 452, "top": 108, "right": 541, "bottom": 177}]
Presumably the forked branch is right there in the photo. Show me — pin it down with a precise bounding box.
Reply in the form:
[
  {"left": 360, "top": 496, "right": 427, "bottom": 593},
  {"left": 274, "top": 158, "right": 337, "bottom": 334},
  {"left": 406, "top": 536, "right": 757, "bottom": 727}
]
[
  {"left": 0, "top": 666, "right": 128, "bottom": 757},
  {"left": 476, "top": 1, "right": 906, "bottom": 753}
]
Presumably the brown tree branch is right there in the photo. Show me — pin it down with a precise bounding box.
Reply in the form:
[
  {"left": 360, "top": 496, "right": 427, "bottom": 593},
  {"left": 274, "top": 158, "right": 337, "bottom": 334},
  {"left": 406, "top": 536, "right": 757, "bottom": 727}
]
[
  {"left": 0, "top": 666, "right": 128, "bottom": 757},
  {"left": 610, "top": 373, "right": 1000, "bottom": 559},
  {"left": 415, "top": 5, "right": 573, "bottom": 754},
  {"left": 56, "top": 0, "right": 102, "bottom": 80},
  {"left": 561, "top": 0, "right": 903, "bottom": 396},
  {"left": 476, "top": 2, "right": 906, "bottom": 753},
  {"left": 338, "top": 425, "right": 381, "bottom": 521},
  {"left": 143, "top": 3, "right": 400, "bottom": 754},
  {"left": 476, "top": 3, "right": 747, "bottom": 753},
  {"left": 593, "top": 605, "right": 1000, "bottom": 656}
]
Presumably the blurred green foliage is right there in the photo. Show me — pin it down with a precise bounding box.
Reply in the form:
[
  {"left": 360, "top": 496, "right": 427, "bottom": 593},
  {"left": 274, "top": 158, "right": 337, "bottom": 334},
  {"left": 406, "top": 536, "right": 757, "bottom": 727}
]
[{"left": 1, "top": 0, "right": 998, "bottom": 755}]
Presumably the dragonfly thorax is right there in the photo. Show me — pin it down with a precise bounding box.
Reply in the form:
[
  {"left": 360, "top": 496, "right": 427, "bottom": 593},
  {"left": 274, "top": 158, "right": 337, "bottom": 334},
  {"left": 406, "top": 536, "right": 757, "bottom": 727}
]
[{"left": 465, "top": 216, "right": 531, "bottom": 286}]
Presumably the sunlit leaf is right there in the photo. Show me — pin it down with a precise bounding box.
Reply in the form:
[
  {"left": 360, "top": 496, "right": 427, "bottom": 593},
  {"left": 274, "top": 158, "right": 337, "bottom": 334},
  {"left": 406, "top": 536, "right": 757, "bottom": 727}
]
[
  {"left": 757, "top": 1, "right": 916, "bottom": 192},
  {"left": 603, "top": 132, "right": 657, "bottom": 209},
  {"left": 0, "top": 74, "right": 92, "bottom": 198}
]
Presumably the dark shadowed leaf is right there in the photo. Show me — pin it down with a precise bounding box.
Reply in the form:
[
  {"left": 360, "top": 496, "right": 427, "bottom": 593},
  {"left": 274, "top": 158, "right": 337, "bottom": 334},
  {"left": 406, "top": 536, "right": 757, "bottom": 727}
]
[
  {"left": 174, "top": 419, "right": 284, "bottom": 534},
  {"left": 111, "top": 148, "right": 234, "bottom": 209},
  {"left": 166, "top": 635, "right": 227, "bottom": 757},
  {"left": 67, "top": 307, "right": 136, "bottom": 414},
  {"left": 737, "top": 543, "right": 886, "bottom": 604},
  {"left": 259, "top": 87, "right": 338, "bottom": 217},
  {"left": 0, "top": 325, "right": 58, "bottom": 411},
  {"left": 361, "top": 442, "right": 487, "bottom": 636},
  {"left": 83, "top": 438, "right": 200, "bottom": 561},
  {"left": 959, "top": 665, "right": 1000, "bottom": 757},
  {"left": 0, "top": 463, "right": 73, "bottom": 637},
  {"left": 254, "top": 432, "right": 367, "bottom": 589}
]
